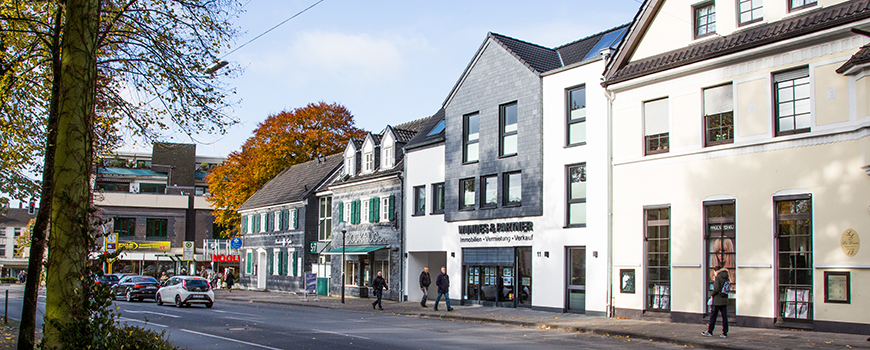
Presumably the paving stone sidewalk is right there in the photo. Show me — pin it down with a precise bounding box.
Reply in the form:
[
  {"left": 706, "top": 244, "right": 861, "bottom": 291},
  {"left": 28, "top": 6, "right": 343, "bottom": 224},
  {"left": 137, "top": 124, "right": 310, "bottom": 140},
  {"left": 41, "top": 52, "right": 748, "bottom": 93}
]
[{"left": 216, "top": 288, "right": 870, "bottom": 350}]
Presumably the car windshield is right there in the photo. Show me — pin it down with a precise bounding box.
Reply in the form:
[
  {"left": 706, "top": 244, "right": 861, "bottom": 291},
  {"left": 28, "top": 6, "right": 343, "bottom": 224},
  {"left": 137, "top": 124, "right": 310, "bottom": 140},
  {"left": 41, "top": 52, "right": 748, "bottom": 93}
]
[
  {"left": 131, "top": 277, "right": 158, "bottom": 283},
  {"left": 105, "top": 275, "right": 119, "bottom": 282}
]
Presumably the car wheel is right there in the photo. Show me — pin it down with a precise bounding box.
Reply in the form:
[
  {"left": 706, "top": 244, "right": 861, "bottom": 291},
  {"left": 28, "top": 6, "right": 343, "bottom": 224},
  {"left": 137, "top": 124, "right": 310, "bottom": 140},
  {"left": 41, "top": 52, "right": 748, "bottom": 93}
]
[
  {"left": 126, "top": 290, "right": 133, "bottom": 302},
  {"left": 206, "top": 302, "right": 213, "bottom": 308},
  {"left": 156, "top": 293, "right": 163, "bottom": 306},
  {"left": 175, "top": 295, "right": 183, "bottom": 308}
]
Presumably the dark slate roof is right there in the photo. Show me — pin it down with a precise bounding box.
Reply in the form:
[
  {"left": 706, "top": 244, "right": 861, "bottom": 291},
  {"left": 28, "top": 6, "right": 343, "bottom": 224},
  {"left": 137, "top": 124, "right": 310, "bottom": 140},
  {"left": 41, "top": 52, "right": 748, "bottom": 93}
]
[
  {"left": 606, "top": 0, "right": 870, "bottom": 85},
  {"left": 331, "top": 158, "right": 404, "bottom": 186},
  {"left": 391, "top": 127, "right": 417, "bottom": 143},
  {"left": 238, "top": 153, "right": 343, "bottom": 211},
  {"left": 350, "top": 138, "right": 363, "bottom": 149},
  {"left": 405, "top": 109, "right": 446, "bottom": 151},
  {"left": 395, "top": 116, "right": 431, "bottom": 134},
  {"left": 556, "top": 24, "right": 630, "bottom": 67},
  {"left": 370, "top": 133, "right": 382, "bottom": 145},
  {"left": 0, "top": 208, "right": 36, "bottom": 226},
  {"left": 490, "top": 33, "right": 562, "bottom": 73},
  {"left": 837, "top": 42, "right": 870, "bottom": 73}
]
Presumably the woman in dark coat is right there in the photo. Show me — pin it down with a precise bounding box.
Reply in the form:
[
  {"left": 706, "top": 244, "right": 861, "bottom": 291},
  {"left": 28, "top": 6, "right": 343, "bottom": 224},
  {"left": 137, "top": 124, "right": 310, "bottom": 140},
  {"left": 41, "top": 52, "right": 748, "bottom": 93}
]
[
  {"left": 225, "top": 269, "right": 235, "bottom": 292},
  {"left": 702, "top": 265, "right": 730, "bottom": 338}
]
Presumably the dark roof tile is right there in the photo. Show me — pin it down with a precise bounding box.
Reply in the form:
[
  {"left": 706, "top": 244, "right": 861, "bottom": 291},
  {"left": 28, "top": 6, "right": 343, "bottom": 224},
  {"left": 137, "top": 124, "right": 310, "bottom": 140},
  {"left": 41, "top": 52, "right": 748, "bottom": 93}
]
[
  {"left": 405, "top": 109, "right": 446, "bottom": 150},
  {"left": 837, "top": 42, "right": 870, "bottom": 73},
  {"left": 238, "top": 154, "right": 343, "bottom": 211},
  {"left": 490, "top": 33, "right": 562, "bottom": 73},
  {"left": 0, "top": 208, "right": 36, "bottom": 226}
]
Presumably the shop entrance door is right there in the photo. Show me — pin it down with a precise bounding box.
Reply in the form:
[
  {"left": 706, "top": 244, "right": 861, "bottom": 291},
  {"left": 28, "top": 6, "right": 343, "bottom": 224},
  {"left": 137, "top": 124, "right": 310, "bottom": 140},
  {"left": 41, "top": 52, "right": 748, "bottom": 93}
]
[
  {"left": 517, "top": 247, "right": 532, "bottom": 307},
  {"left": 567, "top": 247, "right": 586, "bottom": 313}
]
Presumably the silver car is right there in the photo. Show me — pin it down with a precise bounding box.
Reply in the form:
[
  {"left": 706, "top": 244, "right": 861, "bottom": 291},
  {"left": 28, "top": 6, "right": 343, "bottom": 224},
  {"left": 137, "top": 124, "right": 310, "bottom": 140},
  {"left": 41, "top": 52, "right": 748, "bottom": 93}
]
[{"left": 156, "top": 276, "right": 214, "bottom": 308}]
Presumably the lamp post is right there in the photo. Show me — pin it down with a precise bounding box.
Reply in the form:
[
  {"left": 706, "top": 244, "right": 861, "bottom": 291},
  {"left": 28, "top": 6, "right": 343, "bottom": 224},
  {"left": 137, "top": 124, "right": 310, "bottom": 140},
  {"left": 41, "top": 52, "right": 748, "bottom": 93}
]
[{"left": 340, "top": 223, "right": 347, "bottom": 304}]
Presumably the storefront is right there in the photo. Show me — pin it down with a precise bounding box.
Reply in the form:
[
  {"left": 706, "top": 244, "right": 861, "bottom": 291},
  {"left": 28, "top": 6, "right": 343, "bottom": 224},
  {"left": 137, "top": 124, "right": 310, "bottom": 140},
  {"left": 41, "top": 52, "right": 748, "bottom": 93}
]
[{"left": 462, "top": 247, "right": 532, "bottom": 307}]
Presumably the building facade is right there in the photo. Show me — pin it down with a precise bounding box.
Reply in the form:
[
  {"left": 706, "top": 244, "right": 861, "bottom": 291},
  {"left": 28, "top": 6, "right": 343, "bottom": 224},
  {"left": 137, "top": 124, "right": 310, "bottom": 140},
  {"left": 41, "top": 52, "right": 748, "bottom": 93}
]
[
  {"left": 0, "top": 208, "right": 35, "bottom": 277},
  {"left": 604, "top": 0, "right": 870, "bottom": 334}
]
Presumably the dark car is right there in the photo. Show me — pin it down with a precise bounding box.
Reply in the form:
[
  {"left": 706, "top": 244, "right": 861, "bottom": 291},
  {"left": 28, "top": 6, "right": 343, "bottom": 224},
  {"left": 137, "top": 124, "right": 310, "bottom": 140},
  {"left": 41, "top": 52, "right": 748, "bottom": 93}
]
[
  {"left": 112, "top": 275, "right": 160, "bottom": 302},
  {"left": 96, "top": 274, "right": 120, "bottom": 288}
]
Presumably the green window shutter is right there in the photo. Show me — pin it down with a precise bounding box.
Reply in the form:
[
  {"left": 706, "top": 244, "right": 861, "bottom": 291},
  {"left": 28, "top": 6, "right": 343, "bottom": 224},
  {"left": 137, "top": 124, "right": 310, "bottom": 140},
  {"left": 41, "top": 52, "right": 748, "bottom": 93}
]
[
  {"left": 352, "top": 200, "right": 358, "bottom": 224},
  {"left": 293, "top": 208, "right": 299, "bottom": 229},
  {"left": 368, "top": 198, "right": 374, "bottom": 223},
  {"left": 278, "top": 250, "right": 283, "bottom": 275},
  {"left": 292, "top": 251, "right": 298, "bottom": 277},
  {"left": 268, "top": 250, "right": 273, "bottom": 275},
  {"left": 246, "top": 252, "right": 252, "bottom": 274},
  {"left": 374, "top": 197, "right": 380, "bottom": 222},
  {"left": 389, "top": 195, "right": 395, "bottom": 221},
  {"left": 338, "top": 202, "right": 343, "bottom": 223}
]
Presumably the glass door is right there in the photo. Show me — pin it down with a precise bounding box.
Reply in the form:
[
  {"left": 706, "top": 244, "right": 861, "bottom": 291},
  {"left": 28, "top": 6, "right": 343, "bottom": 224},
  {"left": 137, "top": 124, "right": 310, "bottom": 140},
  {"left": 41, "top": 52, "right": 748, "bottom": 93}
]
[
  {"left": 567, "top": 247, "right": 586, "bottom": 313},
  {"left": 705, "top": 201, "right": 736, "bottom": 321},
  {"left": 517, "top": 247, "right": 532, "bottom": 307},
  {"left": 775, "top": 196, "right": 813, "bottom": 323}
]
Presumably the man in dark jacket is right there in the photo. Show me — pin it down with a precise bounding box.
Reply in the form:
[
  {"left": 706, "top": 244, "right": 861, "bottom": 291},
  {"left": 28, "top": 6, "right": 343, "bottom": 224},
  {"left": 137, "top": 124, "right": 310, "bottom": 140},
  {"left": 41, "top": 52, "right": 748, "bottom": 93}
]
[
  {"left": 419, "top": 267, "right": 431, "bottom": 307},
  {"left": 702, "top": 265, "right": 730, "bottom": 338},
  {"left": 434, "top": 266, "right": 453, "bottom": 311},
  {"left": 371, "top": 271, "right": 389, "bottom": 310}
]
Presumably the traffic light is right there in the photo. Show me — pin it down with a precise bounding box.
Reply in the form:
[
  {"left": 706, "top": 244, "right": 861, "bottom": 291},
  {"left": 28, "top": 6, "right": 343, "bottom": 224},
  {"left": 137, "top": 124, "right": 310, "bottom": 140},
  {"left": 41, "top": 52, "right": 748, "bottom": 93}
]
[{"left": 27, "top": 201, "right": 36, "bottom": 215}]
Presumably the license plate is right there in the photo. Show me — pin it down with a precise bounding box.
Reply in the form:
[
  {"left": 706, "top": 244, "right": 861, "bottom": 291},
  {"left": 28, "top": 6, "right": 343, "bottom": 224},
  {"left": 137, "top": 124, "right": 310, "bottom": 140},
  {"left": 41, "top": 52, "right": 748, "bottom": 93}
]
[{"left": 192, "top": 295, "right": 205, "bottom": 299}]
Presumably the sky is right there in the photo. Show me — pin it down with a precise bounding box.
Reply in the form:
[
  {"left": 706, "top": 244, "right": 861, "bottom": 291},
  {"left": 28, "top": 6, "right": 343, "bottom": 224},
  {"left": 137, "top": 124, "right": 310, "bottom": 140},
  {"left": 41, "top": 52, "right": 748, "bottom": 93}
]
[{"left": 122, "top": 0, "right": 643, "bottom": 158}]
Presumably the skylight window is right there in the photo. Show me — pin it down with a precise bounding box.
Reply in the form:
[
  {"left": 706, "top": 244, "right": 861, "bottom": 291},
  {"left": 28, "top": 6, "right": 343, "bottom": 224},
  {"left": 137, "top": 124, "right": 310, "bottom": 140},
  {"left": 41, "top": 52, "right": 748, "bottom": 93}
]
[
  {"left": 582, "top": 28, "right": 627, "bottom": 61},
  {"left": 427, "top": 119, "right": 446, "bottom": 136}
]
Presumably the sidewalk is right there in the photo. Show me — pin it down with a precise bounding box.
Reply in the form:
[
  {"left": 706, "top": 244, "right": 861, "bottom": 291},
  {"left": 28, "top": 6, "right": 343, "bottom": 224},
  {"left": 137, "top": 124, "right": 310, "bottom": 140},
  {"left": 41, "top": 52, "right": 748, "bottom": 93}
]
[{"left": 216, "top": 288, "right": 870, "bottom": 350}]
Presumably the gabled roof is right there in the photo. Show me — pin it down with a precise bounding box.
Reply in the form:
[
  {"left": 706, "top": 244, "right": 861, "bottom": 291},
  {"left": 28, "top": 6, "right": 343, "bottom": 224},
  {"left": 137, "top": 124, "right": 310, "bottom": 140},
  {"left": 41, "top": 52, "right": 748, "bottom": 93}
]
[
  {"left": 395, "top": 116, "right": 431, "bottom": 134},
  {"left": 490, "top": 33, "right": 562, "bottom": 73},
  {"left": 238, "top": 153, "right": 343, "bottom": 211},
  {"left": 837, "top": 41, "right": 870, "bottom": 74},
  {"left": 331, "top": 158, "right": 405, "bottom": 187},
  {"left": 349, "top": 138, "right": 363, "bottom": 150},
  {"left": 405, "top": 109, "right": 446, "bottom": 151},
  {"left": 391, "top": 127, "right": 417, "bottom": 143},
  {"left": 604, "top": 0, "right": 870, "bottom": 85},
  {"left": 0, "top": 208, "right": 36, "bottom": 226}
]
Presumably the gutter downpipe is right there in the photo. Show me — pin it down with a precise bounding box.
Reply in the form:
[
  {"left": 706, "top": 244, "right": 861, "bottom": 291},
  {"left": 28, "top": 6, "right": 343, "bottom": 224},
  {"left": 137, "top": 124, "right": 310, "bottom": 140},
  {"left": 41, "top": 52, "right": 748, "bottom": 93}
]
[
  {"left": 604, "top": 83, "right": 615, "bottom": 318},
  {"left": 398, "top": 172, "right": 406, "bottom": 302}
]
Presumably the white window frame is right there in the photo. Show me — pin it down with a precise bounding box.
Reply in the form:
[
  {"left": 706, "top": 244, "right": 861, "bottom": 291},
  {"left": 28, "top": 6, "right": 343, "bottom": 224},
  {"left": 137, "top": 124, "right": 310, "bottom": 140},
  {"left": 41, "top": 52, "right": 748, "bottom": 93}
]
[
  {"left": 344, "top": 202, "right": 352, "bottom": 224},
  {"left": 272, "top": 248, "right": 280, "bottom": 275},
  {"left": 364, "top": 152, "right": 374, "bottom": 173},
  {"left": 382, "top": 145, "right": 393, "bottom": 169},
  {"left": 381, "top": 196, "right": 390, "bottom": 222},
  {"left": 362, "top": 198, "right": 369, "bottom": 223}
]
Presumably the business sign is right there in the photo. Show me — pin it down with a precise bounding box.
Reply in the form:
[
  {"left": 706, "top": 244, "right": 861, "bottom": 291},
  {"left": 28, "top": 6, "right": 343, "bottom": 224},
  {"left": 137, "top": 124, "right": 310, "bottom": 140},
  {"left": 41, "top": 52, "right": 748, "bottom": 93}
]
[
  {"left": 118, "top": 241, "right": 171, "bottom": 251},
  {"left": 182, "top": 241, "right": 195, "bottom": 262},
  {"left": 230, "top": 237, "right": 243, "bottom": 250},
  {"left": 458, "top": 221, "right": 534, "bottom": 243},
  {"left": 305, "top": 273, "right": 317, "bottom": 291},
  {"left": 105, "top": 232, "right": 118, "bottom": 253},
  {"left": 210, "top": 254, "right": 240, "bottom": 262}
]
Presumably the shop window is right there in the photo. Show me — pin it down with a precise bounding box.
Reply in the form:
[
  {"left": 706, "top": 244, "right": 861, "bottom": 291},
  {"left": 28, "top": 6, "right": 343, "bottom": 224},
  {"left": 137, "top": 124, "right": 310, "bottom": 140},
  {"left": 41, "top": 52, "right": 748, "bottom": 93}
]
[
  {"left": 345, "top": 260, "right": 359, "bottom": 285},
  {"left": 774, "top": 67, "right": 811, "bottom": 136},
  {"left": 694, "top": 2, "right": 716, "bottom": 38},
  {"left": 113, "top": 217, "right": 136, "bottom": 237},
  {"left": 705, "top": 200, "right": 736, "bottom": 319},
  {"left": 481, "top": 175, "right": 497, "bottom": 209},
  {"left": 644, "top": 98, "right": 669, "bottom": 155},
  {"left": 775, "top": 195, "right": 813, "bottom": 321},
  {"left": 567, "top": 164, "right": 586, "bottom": 227},
  {"left": 500, "top": 102, "right": 518, "bottom": 157},
  {"left": 318, "top": 196, "right": 332, "bottom": 241},
  {"left": 464, "top": 112, "right": 480, "bottom": 163},
  {"left": 567, "top": 85, "right": 587, "bottom": 146},
  {"left": 503, "top": 172, "right": 521, "bottom": 207},
  {"left": 413, "top": 186, "right": 426, "bottom": 216},
  {"left": 704, "top": 84, "right": 734, "bottom": 146},
  {"left": 460, "top": 178, "right": 476, "bottom": 210},
  {"left": 431, "top": 183, "right": 445, "bottom": 214},
  {"left": 738, "top": 0, "right": 763, "bottom": 25},
  {"left": 645, "top": 206, "right": 670, "bottom": 311},
  {"left": 145, "top": 218, "right": 168, "bottom": 238}
]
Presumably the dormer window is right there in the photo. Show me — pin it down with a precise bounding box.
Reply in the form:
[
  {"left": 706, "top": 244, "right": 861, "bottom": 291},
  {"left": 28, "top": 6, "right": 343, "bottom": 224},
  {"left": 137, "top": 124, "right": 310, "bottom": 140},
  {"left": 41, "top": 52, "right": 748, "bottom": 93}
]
[
  {"left": 344, "top": 146, "right": 356, "bottom": 176},
  {"left": 382, "top": 144, "right": 393, "bottom": 169},
  {"left": 364, "top": 151, "right": 374, "bottom": 173}
]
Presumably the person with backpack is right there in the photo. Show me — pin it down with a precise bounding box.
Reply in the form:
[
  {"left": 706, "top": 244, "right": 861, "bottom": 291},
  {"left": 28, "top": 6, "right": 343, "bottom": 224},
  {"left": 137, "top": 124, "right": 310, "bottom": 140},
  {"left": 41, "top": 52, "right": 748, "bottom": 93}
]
[{"left": 702, "top": 265, "right": 731, "bottom": 338}]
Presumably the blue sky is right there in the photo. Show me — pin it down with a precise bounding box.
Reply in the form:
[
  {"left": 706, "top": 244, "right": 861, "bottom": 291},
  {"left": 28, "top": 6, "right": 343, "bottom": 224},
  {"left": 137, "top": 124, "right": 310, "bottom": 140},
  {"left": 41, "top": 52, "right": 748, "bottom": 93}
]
[{"left": 129, "top": 0, "right": 643, "bottom": 157}]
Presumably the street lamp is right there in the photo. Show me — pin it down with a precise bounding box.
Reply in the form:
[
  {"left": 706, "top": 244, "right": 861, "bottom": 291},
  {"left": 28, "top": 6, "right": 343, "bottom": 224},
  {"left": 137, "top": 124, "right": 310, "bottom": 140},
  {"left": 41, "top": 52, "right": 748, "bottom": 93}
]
[{"left": 338, "top": 222, "right": 347, "bottom": 304}]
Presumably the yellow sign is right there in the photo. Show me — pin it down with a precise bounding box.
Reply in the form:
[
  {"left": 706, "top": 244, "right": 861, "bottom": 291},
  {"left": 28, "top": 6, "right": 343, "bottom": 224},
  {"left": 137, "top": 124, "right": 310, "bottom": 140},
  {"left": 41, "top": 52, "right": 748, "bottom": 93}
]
[
  {"left": 841, "top": 229, "right": 860, "bottom": 257},
  {"left": 182, "top": 241, "right": 195, "bottom": 262},
  {"left": 118, "top": 241, "right": 171, "bottom": 251}
]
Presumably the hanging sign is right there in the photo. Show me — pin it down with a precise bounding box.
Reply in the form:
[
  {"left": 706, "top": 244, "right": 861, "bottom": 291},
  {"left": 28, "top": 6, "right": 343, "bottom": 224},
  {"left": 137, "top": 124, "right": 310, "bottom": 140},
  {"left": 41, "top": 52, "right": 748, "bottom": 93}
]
[{"left": 183, "top": 241, "right": 195, "bottom": 261}]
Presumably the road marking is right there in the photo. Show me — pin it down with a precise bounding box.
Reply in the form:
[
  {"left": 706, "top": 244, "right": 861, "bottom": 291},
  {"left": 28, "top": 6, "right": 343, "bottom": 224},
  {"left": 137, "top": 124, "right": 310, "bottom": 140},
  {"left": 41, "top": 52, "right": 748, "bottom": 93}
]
[
  {"left": 212, "top": 309, "right": 259, "bottom": 317},
  {"left": 125, "top": 310, "right": 180, "bottom": 318},
  {"left": 179, "top": 329, "right": 283, "bottom": 350},
  {"left": 119, "top": 317, "right": 167, "bottom": 328},
  {"left": 312, "top": 329, "right": 371, "bottom": 340}
]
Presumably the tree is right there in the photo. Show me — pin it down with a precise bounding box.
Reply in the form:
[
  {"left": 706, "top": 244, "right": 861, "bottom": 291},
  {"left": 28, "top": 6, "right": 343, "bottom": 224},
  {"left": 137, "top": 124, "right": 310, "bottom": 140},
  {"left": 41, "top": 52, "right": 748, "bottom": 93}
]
[{"left": 207, "top": 102, "right": 366, "bottom": 234}]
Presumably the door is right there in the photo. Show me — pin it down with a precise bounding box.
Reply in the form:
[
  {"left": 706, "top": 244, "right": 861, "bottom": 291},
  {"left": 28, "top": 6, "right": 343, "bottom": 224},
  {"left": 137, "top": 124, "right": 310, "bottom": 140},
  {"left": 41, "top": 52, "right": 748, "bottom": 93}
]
[
  {"left": 775, "top": 195, "right": 813, "bottom": 323},
  {"left": 567, "top": 247, "right": 586, "bottom": 313},
  {"left": 257, "top": 250, "right": 267, "bottom": 289},
  {"left": 517, "top": 247, "right": 532, "bottom": 307}
]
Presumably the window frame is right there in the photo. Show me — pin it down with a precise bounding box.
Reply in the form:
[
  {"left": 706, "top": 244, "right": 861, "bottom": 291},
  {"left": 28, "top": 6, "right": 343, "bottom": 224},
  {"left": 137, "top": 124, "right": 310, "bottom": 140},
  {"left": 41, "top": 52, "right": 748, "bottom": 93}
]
[
  {"left": 113, "top": 217, "right": 136, "bottom": 237},
  {"left": 566, "top": 85, "right": 587, "bottom": 147},
  {"left": 480, "top": 175, "right": 498, "bottom": 209},
  {"left": 499, "top": 102, "right": 518, "bottom": 157},
  {"left": 364, "top": 151, "right": 374, "bottom": 173},
  {"left": 703, "top": 83, "right": 735, "bottom": 147},
  {"left": 381, "top": 196, "right": 390, "bottom": 222},
  {"left": 644, "top": 205, "right": 671, "bottom": 312},
  {"left": 566, "top": 164, "right": 587, "bottom": 228},
  {"left": 145, "top": 218, "right": 168, "bottom": 238},
  {"left": 382, "top": 144, "right": 394, "bottom": 169},
  {"left": 459, "top": 178, "right": 476, "bottom": 211},
  {"left": 431, "top": 182, "right": 445, "bottom": 215},
  {"left": 788, "top": 0, "right": 816, "bottom": 12},
  {"left": 413, "top": 186, "right": 426, "bottom": 216},
  {"left": 693, "top": 1, "right": 717, "bottom": 39},
  {"left": 644, "top": 97, "right": 670, "bottom": 155},
  {"left": 503, "top": 171, "right": 522, "bottom": 207},
  {"left": 737, "top": 0, "right": 763, "bottom": 26},
  {"left": 463, "top": 112, "right": 480, "bottom": 164},
  {"left": 773, "top": 67, "right": 811, "bottom": 137},
  {"left": 774, "top": 194, "right": 813, "bottom": 322},
  {"left": 318, "top": 196, "right": 332, "bottom": 241}
]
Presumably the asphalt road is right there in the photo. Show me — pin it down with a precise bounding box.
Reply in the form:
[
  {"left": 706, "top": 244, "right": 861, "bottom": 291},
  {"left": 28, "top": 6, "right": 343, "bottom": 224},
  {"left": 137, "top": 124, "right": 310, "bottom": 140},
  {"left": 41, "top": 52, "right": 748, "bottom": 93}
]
[{"left": 2, "top": 286, "right": 690, "bottom": 349}]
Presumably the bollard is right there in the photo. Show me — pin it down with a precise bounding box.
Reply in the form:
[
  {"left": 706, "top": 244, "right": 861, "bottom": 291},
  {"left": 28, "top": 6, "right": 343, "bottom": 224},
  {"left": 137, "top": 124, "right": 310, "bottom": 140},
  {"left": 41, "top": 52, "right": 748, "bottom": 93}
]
[{"left": 4, "top": 289, "right": 7, "bottom": 324}]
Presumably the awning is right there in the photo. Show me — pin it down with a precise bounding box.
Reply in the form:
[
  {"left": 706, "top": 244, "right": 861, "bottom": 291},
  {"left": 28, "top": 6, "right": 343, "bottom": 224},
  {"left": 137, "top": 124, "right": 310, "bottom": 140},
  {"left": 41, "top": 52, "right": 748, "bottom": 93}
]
[{"left": 321, "top": 246, "right": 386, "bottom": 255}]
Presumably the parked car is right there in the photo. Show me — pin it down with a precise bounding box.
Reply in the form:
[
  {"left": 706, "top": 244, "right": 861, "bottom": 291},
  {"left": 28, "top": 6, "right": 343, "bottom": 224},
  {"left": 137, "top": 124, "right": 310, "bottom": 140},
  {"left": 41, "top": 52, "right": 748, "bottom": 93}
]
[
  {"left": 156, "top": 276, "right": 214, "bottom": 308},
  {"left": 96, "top": 274, "right": 120, "bottom": 288},
  {"left": 111, "top": 275, "right": 160, "bottom": 302}
]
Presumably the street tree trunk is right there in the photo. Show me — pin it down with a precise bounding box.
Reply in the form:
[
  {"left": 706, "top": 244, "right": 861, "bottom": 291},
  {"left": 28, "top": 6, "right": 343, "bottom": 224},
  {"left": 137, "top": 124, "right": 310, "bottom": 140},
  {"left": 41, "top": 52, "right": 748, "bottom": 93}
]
[{"left": 42, "top": 0, "right": 100, "bottom": 347}]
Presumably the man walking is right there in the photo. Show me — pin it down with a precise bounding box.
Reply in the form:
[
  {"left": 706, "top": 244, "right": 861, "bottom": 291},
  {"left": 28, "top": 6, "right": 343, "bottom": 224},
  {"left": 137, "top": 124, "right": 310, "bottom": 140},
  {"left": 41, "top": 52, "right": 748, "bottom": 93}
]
[
  {"left": 371, "top": 271, "right": 389, "bottom": 310},
  {"left": 434, "top": 266, "right": 453, "bottom": 312},
  {"left": 702, "top": 265, "right": 730, "bottom": 338},
  {"left": 419, "top": 267, "right": 431, "bottom": 307}
]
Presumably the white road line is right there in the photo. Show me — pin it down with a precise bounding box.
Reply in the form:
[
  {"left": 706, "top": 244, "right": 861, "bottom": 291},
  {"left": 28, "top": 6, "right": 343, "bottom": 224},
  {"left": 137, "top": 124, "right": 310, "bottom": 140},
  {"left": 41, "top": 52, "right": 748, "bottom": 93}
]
[
  {"left": 179, "top": 329, "right": 283, "bottom": 350},
  {"left": 119, "top": 317, "right": 167, "bottom": 328},
  {"left": 312, "top": 329, "right": 372, "bottom": 340},
  {"left": 124, "top": 310, "right": 180, "bottom": 318},
  {"left": 211, "top": 309, "right": 259, "bottom": 317}
]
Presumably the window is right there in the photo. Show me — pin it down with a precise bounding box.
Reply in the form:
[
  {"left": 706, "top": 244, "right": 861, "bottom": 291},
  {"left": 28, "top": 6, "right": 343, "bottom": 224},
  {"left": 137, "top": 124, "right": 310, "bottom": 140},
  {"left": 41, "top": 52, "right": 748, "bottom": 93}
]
[
  {"left": 567, "top": 164, "right": 587, "bottom": 226},
  {"left": 364, "top": 151, "right": 374, "bottom": 172},
  {"left": 139, "top": 183, "right": 166, "bottom": 194},
  {"left": 705, "top": 200, "right": 736, "bottom": 318},
  {"left": 645, "top": 207, "right": 670, "bottom": 311},
  {"left": 481, "top": 175, "right": 497, "bottom": 209},
  {"left": 644, "top": 98, "right": 669, "bottom": 155},
  {"left": 774, "top": 67, "right": 811, "bottom": 136},
  {"left": 431, "top": 183, "right": 445, "bottom": 214},
  {"left": 460, "top": 178, "right": 475, "bottom": 210},
  {"left": 694, "top": 2, "right": 716, "bottom": 38},
  {"left": 318, "top": 197, "right": 332, "bottom": 241},
  {"left": 113, "top": 217, "right": 136, "bottom": 237},
  {"left": 775, "top": 195, "right": 813, "bottom": 321},
  {"left": 567, "top": 86, "right": 587, "bottom": 146},
  {"left": 362, "top": 198, "right": 370, "bottom": 223},
  {"left": 345, "top": 154, "right": 354, "bottom": 176},
  {"left": 381, "top": 196, "right": 391, "bottom": 222},
  {"left": 464, "top": 113, "right": 480, "bottom": 163},
  {"left": 504, "top": 172, "right": 521, "bottom": 206},
  {"left": 272, "top": 248, "right": 280, "bottom": 275},
  {"left": 383, "top": 144, "right": 393, "bottom": 169},
  {"left": 738, "top": 0, "right": 763, "bottom": 25},
  {"left": 500, "top": 102, "right": 518, "bottom": 157},
  {"left": 345, "top": 260, "right": 359, "bottom": 285},
  {"left": 241, "top": 215, "right": 248, "bottom": 234},
  {"left": 344, "top": 202, "right": 352, "bottom": 224},
  {"left": 95, "top": 182, "right": 129, "bottom": 192},
  {"left": 413, "top": 186, "right": 426, "bottom": 216},
  {"left": 789, "top": 0, "right": 816, "bottom": 11},
  {"left": 704, "top": 84, "right": 734, "bottom": 146},
  {"left": 145, "top": 218, "right": 168, "bottom": 238},
  {"left": 427, "top": 119, "right": 445, "bottom": 135}
]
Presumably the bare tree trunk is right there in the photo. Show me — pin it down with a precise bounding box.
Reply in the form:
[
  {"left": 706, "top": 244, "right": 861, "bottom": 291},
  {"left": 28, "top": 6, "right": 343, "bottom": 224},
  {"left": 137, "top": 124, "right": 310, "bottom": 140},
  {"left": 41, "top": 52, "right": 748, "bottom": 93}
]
[
  {"left": 17, "top": 5, "right": 63, "bottom": 349},
  {"left": 42, "top": 0, "right": 100, "bottom": 347}
]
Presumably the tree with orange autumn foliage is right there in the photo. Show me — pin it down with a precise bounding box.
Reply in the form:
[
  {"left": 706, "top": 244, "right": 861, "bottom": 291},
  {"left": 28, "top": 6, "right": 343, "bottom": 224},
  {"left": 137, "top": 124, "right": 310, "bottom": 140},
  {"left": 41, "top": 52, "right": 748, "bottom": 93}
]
[{"left": 206, "top": 102, "right": 365, "bottom": 235}]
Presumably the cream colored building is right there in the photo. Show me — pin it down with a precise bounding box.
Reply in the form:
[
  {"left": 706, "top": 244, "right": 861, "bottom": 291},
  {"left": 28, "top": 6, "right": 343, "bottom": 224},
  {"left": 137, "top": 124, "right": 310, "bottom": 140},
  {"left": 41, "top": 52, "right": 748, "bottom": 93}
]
[{"left": 603, "top": 0, "right": 870, "bottom": 334}]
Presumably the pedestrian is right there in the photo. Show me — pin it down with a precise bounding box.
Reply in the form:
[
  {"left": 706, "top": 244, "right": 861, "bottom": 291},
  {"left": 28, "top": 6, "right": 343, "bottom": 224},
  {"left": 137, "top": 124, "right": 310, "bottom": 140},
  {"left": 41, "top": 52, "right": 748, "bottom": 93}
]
[
  {"left": 419, "top": 267, "right": 431, "bottom": 308},
  {"left": 159, "top": 271, "right": 169, "bottom": 283},
  {"left": 371, "top": 271, "right": 389, "bottom": 310},
  {"left": 434, "top": 266, "right": 453, "bottom": 312},
  {"left": 225, "top": 269, "right": 235, "bottom": 292},
  {"left": 18, "top": 270, "right": 26, "bottom": 283},
  {"left": 702, "top": 265, "right": 730, "bottom": 338},
  {"left": 200, "top": 265, "right": 209, "bottom": 278}
]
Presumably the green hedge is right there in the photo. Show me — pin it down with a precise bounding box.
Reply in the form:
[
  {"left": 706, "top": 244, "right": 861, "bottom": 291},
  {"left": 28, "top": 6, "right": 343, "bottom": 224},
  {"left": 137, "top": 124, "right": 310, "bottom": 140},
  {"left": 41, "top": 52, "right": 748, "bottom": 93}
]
[{"left": 0, "top": 277, "right": 18, "bottom": 284}]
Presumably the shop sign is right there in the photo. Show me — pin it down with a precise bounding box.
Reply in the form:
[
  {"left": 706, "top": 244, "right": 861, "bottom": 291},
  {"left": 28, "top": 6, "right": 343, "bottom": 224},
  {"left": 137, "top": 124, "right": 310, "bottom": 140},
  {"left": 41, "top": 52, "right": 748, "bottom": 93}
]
[
  {"left": 118, "top": 240, "right": 171, "bottom": 251},
  {"left": 841, "top": 229, "right": 860, "bottom": 257},
  {"left": 210, "top": 254, "right": 240, "bottom": 262},
  {"left": 458, "top": 221, "right": 534, "bottom": 243}
]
